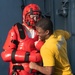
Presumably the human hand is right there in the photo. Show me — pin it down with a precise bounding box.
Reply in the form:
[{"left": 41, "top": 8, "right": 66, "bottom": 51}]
[{"left": 29, "top": 62, "right": 37, "bottom": 70}]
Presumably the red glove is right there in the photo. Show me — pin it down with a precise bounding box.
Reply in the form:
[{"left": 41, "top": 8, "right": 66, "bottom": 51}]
[
  {"left": 35, "top": 40, "right": 44, "bottom": 50},
  {"left": 29, "top": 50, "right": 42, "bottom": 62}
]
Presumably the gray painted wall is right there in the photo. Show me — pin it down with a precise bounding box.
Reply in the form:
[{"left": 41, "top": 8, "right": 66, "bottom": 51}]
[
  {"left": 0, "top": 0, "right": 22, "bottom": 75},
  {"left": 0, "top": 0, "right": 75, "bottom": 75}
]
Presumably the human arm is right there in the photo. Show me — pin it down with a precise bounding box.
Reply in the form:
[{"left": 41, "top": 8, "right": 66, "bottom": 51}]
[
  {"left": 29, "top": 62, "right": 54, "bottom": 75},
  {"left": 1, "top": 39, "right": 44, "bottom": 63},
  {"left": 29, "top": 41, "right": 55, "bottom": 75}
]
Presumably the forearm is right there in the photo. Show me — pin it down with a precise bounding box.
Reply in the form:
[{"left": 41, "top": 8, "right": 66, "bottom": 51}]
[
  {"left": 35, "top": 65, "right": 50, "bottom": 75},
  {"left": 29, "top": 62, "right": 54, "bottom": 75}
]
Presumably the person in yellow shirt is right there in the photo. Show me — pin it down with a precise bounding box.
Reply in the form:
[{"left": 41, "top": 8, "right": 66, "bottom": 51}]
[{"left": 29, "top": 18, "right": 73, "bottom": 75}]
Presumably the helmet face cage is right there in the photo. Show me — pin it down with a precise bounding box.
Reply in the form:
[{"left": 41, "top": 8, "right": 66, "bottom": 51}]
[{"left": 23, "top": 4, "right": 41, "bottom": 27}]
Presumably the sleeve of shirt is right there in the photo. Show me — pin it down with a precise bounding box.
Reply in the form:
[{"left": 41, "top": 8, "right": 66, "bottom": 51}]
[{"left": 41, "top": 46, "right": 55, "bottom": 66}]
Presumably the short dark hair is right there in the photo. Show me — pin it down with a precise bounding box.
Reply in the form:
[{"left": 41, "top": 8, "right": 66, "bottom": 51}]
[{"left": 35, "top": 18, "right": 53, "bottom": 34}]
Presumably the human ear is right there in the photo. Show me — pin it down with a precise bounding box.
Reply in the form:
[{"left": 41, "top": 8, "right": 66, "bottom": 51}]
[{"left": 45, "top": 30, "right": 49, "bottom": 35}]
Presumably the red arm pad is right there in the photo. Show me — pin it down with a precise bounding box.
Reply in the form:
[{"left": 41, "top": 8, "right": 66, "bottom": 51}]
[
  {"left": 1, "top": 50, "right": 25, "bottom": 62},
  {"left": 1, "top": 50, "right": 12, "bottom": 62},
  {"left": 1, "top": 49, "right": 42, "bottom": 63}
]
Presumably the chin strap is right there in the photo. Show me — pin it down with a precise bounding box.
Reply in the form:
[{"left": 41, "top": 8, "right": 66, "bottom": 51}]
[{"left": 26, "top": 21, "right": 30, "bottom": 26}]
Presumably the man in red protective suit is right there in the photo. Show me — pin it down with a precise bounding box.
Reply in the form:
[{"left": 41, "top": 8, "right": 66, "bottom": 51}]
[{"left": 1, "top": 3, "right": 44, "bottom": 75}]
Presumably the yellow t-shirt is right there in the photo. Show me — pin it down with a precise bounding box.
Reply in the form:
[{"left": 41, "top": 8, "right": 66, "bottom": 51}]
[{"left": 40, "top": 30, "right": 73, "bottom": 75}]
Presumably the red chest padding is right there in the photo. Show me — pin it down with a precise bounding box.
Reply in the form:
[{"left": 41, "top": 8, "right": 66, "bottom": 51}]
[{"left": 3, "top": 23, "right": 38, "bottom": 52}]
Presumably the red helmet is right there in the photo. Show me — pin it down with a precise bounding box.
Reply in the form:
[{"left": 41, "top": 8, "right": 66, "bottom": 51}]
[{"left": 23, "top": 3, "right": 41, "bottom": 28}]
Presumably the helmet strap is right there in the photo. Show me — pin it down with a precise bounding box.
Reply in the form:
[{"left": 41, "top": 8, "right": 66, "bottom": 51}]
[{"left": 26, "top": 21, "right": 30, "bottom": 26}]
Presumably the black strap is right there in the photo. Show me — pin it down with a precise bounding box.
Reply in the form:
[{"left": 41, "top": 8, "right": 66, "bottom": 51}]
[
  {"left": 24, "top": 52, "right": 30, "bottom": 62},
  {"left": 11, "top": 50, "right": 17, "bottom": 63},
  {"left": 11, "top": 40, "right": 19, "bottom": 49},
  {"left": 12, "top": 65, "right": 24, "bottom": 75},
  {"left": 13, "top": 65, "right": 24, "bottom": 71},
  {"left": 16, "top": 23, "right": 25, "bottom": 39}
]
